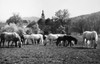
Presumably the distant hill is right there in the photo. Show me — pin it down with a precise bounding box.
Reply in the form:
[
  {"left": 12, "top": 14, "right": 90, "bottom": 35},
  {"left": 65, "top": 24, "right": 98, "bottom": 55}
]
[
  {"left": 22, "top": 17, "right": 40, "bottom": 22},
  {"left": 69, "top": 11, "right": 100, "bottom": 33},
  {"left": 71, "top": 11, "right": 100, "bottom": 22},
  {"left": 0, "top": 20, "right": 6, "bottom": 23}
]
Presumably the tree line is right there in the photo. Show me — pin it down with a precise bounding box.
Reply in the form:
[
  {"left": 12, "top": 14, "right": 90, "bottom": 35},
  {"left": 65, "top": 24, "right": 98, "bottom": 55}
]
[{"left": 0, "top": 10, "right": 100, "bottom": 35}]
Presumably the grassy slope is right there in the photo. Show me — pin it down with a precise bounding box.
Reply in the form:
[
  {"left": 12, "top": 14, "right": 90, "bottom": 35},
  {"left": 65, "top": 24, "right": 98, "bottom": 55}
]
[{"left": 0, "top": 35, "right": 100, "bottom": 64}]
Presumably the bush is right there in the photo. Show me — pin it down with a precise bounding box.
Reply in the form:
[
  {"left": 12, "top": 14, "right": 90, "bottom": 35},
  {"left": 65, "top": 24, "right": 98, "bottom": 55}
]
[{"left": 1, "top": 23, "right": 26, "bottom": 35}]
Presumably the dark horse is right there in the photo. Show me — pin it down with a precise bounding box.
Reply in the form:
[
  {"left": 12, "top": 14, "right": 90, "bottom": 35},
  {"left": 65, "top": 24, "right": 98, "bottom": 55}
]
[
  {"left": 0, "top": 32, "right": 22, "bottom": 48},
  {"left": 56, "top": 35, "right": 78, "bottom": 47}
]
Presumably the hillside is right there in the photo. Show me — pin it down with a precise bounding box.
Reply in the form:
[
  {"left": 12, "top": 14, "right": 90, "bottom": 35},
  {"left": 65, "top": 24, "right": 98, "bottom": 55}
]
[
  {"left": 71, "top": 11, "right": 100, "bottom": 22},
  {"left": 22, "top": 16, "right": 40, "bottom": 22}
]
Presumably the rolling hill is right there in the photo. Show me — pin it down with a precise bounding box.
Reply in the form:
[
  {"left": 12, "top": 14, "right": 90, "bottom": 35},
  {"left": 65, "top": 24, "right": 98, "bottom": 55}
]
[
  {"left": 71, "top": 11, "right": 100, "bottom": 22},
  {"left": 22, "top": 16, "right": 40, "bottom": 22}
]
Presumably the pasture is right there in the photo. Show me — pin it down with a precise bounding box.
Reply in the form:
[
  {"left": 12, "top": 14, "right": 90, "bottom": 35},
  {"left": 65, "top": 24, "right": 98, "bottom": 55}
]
[{"left": 0, "top": 35, "right": 100, "bottom": 64}]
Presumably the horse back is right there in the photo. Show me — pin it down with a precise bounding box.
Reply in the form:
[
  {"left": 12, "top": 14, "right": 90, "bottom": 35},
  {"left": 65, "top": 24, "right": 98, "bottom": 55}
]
[
  {"left": 3, "top": 32, "right": 20, "bottom": 41},
  {"left": 83, "top": 31, "right": 98, "bottom": 41}
]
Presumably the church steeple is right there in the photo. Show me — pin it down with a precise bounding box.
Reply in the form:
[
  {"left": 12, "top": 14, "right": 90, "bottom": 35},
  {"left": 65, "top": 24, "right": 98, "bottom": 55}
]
[{"left": 41, "top": 10, "right": 45, "bottom": 19}]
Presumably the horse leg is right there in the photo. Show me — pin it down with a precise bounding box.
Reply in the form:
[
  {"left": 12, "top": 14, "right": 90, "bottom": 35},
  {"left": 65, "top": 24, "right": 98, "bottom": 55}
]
[
  {"left": 18, "top": 41, "right": 21, "bottom": 48},
  {"left": 34, "top": 39, "right": 36, "bottom": 45},
  {"left": 69, "top": 41, "right": 72, "bottom": 47},
  {"left": 38, "top": 39, "right": 40, "bottom": 44},
  {"left": 35, "top": 39, "right": 37, "bottom": 45},
  {"left": 63, "top": 41, "right": 66, "bottom": 46},
  {"left": 90, "top": 37, "right": 94, "bottom": 48},
  {"left": 83, "top": 38, "right": 86, "bottom": 47},
  {"left": 40, "top": 38, "right": 44, "bottom": 45},
  {"left": 24, "top": 39, "right": 27, "bottom": 45},
  {"left": 89, "top": 40, "right": 94, "bottom": 48},
  {"left": 82, "top": 38, "right": 84, "bottom": 47},
  {"left": 0, "top": 41, "right": 1, "bottom": 47},
  {"left": 66, "top": 41, "right": 70, "bottom": 47},
  {"left": 2, "top": 40, "right": 5, "bottom": 47},
  {"left": 85, "top": 39, "right": 88, "bottom": 48},
  {"left": 56, "top": 41, "right": 60, "bottom": 46},
  {"left": 25, "top": 39, "right": 28, "bottom": 45},
  {"left": 31, "top": 39, "right": 34, "bottom": 45},
  {"left": 21, "top": 39, "right": 23, "bottom": 44},
  {"left": 49, "top": 39, "right": 52, "bottom": 45},
  {"left": 6, "top": 41, "right": 10, "bottom": 47},
  {"left": 15, "top": 41, "right": 17, "bottom": 47},
  {"left": 59, "top": 41, "right": 63, "bottom": 46},
  {"left": 70, "top": 41, "right": 74, "bottom": 47},
  {"left": 94, "top": 40, "right": 97, "bottom": 49},
  {"left": 36, "top": 39, "right": 38, "bottom": 45},
  {"left": 87, "top": 40, "right": 91, "bottom": 48},
  {"left": 2, "top": 40, "right": 4, "bottom": 47},
  {"left": 94, "top": 43, "right": 97, "bottom": 49},
  {"left": 11, "top": 41, "right": 15, "bottom": 46},
  {"left": 63, "top": 40, "right": 68, "bottom": 47},
  {"left": 0, "top": 40, "right": 3, "bottom": 47},
  {"left": 0, "top": 39, "right": 2, "bottom": 47}
]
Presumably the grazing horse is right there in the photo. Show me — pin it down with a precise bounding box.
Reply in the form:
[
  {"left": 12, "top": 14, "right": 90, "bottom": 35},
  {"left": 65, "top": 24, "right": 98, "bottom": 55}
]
[
  {"left": 22, "top": 34, "right": 34, "bottom": 45},
  {"left": 0, "top": 32, "right": 22, "bottom": 47},
  {"left": 56, "top": 35, "right": 78, "bottom": 47},
  {"left": 19, "top": 34, "right": 25, "bottom": 44},
  {"left": 31, "top": 34, "right": 44, "bottom": 45},
  {"left": 83, "top": 31, "right": 98, "bottom": 49},
  {"left": 46, "top": 33, "right": 66, "bottom": 44}
]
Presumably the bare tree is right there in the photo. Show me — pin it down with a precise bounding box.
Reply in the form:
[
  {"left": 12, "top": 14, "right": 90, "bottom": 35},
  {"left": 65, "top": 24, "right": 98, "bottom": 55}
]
[{"left": 55, "top": 9, "right": 69, "bottom": 20}]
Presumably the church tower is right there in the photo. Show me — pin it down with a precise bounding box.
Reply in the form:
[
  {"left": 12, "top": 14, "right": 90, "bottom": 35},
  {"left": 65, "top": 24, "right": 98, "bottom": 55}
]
[{"left": 41, "top": 10, "right": 45, "bottom": 19}]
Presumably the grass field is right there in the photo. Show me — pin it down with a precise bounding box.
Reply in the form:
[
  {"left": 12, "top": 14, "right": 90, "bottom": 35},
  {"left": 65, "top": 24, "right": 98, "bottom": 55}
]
[{"left": 0, "top": 35, "right": 100, "bottom": 64}]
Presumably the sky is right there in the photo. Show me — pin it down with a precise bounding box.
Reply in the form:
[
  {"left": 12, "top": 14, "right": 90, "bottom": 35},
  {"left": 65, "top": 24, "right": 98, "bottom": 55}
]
[{"left": 0, "top": 0, "right": 100, "bottom": 21}]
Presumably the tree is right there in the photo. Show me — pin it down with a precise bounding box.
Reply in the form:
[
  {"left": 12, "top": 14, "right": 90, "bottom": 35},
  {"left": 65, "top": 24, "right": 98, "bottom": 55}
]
[
  {"left": 45, "top": 18, "right": 52, "bottom": 25},
  {"left": 27, "top": 21, "right": 40, "bottom": 34},
  {"left": 54, "top": 9, "right": 70, "bottom": 34},
  {"left": 55, "top": 9, "right": 69, "bottom": 20},
  {"left": 37, "top": 18, "right": 45, "bottom": 25},
  {"left": 57, "top": 25, "right": 66, "bottom": 34},
  {"left": 6, "top": 13, "right": 22, "bottom": 24}
]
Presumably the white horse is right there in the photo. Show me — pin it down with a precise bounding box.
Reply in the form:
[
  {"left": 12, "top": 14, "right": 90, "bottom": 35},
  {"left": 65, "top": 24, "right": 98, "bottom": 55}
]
[
  {"left": 83, "top": 31, "right": 98, "bottom": 49},
  {"left": 23, "top": 34, "right": 34, "bottom": 45},
  {"left": 46, "top": 33, "right": 66, "bottom": 44},
  {"left": 31, "top": 34, "right": 44, "bottom": 45}
]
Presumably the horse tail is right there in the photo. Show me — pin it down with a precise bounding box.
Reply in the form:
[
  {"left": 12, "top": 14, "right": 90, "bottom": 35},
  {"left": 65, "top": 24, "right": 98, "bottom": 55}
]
[
  {"left": 94, "top": 31, "right": 98, "bottom": 49},
  {"left": 92, "top": 31, "right": 98, "bottom": 49},
  {"left": 92, "top": 31, "right": 98, "bottom": 43}
]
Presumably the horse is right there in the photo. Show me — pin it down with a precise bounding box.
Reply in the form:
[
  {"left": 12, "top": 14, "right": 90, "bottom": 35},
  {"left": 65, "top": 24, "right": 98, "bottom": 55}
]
[
  {"left": 20, "top": 34, "right": 25, "bottom": 44},
  {"left": 46, "top": 33, "right": 66, "bottom": 44},
  {"left": 31, "top": 34, "right": 44, "bottom": 45},
  {"left": 0, "top": 32, "right": 22, "bottom": 48},
  {"left": 55, "top": 35, "right": 78, "bottom": 47},
  {"left": 22, "top": 34, "right": 35, "bottom": 45},
  {"left": 0, "top": 33, "right": 5, "bottom": 46},
  {"left": 83, "top": 31, "right": 98, "bottom": 49}
]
